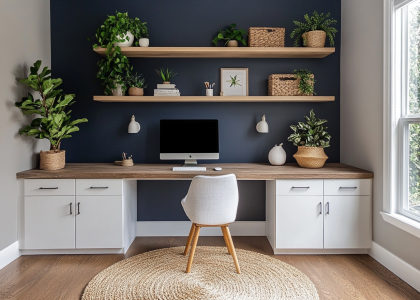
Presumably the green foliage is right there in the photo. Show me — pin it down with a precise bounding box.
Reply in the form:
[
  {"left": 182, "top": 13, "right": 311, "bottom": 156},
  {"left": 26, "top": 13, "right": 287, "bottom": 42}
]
[
  {"left": 155, "top": 68, "right": 177, "bottom": 82},
  {"left": 290, "top": 11, "right": 337, "bottom": 47},
  {"left": 126, "top": 72, "right": 147, "bottom": 88},
  {"left": 293, "top": 69, "right": 316, "bottom": 95},
  {"left": 212, "top": 24, "right": 247, "bottom": 46},
  {"left": 287, "top": 110, "right": 331, "bottom": 148},
  {"left": 15, "top": 61, "right": 88, "bottom": 151},
  {"left": 131, "top": 18, "right": 149, "bottom": 41}
]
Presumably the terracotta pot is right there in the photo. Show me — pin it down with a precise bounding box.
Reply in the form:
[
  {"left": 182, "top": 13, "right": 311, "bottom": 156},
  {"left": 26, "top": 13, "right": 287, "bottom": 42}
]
[
  {"left": 293, "top": 146, "right": 328, "bottom": 169},
  {"left": 128, "top": 87, "right": 144, "bottom": 96},
  {"left": 227, "top": 40, "right": 238, "bottom": 47},
  {"left": 302, "top": 30, "right": 326, "bottom": 48},
  {"left": 163, "top": 81, "right": 170, "bottom": 84},
  {"left": 40, "top": 150, "right": 65, "bottom": 170}
]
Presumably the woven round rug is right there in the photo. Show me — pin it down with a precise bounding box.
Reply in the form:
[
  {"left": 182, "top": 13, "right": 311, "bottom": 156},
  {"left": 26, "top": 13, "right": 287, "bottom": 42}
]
[{"left": 82, "top": 246, "right": 319, "bottom": 300}]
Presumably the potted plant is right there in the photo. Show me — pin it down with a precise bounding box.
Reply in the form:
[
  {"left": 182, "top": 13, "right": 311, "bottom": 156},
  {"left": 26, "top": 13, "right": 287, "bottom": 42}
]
[
  {"left": 156, "top": 68, "right": 177, "bottom": 84},
  {"left": 15, "top": 60, "right": 88, "bottom": 170},
  {"left": 293, "top": 69, "right": 316, "bottom": 95},
  {"left": 291, "top": 11, "right": 337, "bottom": 47},
  {"left": 131, "top": 19, "right": 149, "bottom": 47},
  {"left": 126, "top": 73, "right": 147, "bottom": 96},
  {"left": 287, "top": 110, "right": 331, "bottom": 168},
  {"left": 212, "top": 24, "right": 247, "bottom": 47}
]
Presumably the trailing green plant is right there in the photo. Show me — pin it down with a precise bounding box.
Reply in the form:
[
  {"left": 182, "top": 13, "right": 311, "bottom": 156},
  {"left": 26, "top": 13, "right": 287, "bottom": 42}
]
[
  {"left": 290, "top": 11, "right": 337, "bottom": 47},
  {"left": 131, "top": 18, "right": 149, "bottom": 40},
  {"left": 15, "top": 60, "right": 88, "bottom": 151},
  {"left": 287, "top": 110, "right": 331, "bottom": 148},
  {"left": 293, "top": 69, "right": 316, "bottom": 95},
  {"left": 126, "top": 72, "right": 147, "bottom": 88},
  {"left": 155, "top": 68, "right": 177, "bottom": 82},
  {"left": 96, "top": 49, "right": 131, "bottom": 95},
  {"left": 212, "top": 24, "right": 247, "bottom": 46}
]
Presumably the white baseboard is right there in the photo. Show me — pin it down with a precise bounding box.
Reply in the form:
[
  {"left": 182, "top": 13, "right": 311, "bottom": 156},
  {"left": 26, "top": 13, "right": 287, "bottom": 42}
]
[
  {"left": 369, "top": 241, "right": 420, "bottom": 292},
  {"left": 136, "top": 221, "right": 266, "bottom": 236},
  {"left": 0, "top": 242, "right": 20, "bottom": 270}
]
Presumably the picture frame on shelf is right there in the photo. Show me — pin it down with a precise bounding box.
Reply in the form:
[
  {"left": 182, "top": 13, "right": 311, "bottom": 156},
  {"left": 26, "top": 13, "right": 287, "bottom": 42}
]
[{"left": 220, "top": 68, "right": 248, "bottom": 96}]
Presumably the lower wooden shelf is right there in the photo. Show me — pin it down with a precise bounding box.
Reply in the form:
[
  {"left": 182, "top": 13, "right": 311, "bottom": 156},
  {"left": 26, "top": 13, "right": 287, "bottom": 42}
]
[{"left": 93, "top": 96, "right": 335, "bottom": 103}]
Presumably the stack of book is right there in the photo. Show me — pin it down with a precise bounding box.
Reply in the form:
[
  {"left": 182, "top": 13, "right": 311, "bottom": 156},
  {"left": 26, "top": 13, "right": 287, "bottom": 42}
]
[{"left": 154, "top": 84, "right": 180, "bottom": 96}]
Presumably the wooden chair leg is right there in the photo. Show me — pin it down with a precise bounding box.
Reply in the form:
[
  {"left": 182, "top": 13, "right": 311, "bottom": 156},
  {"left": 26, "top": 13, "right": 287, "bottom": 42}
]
[
  {"left": 186, "top": 226, "right": 201, "bottom": 273},
  {"left": 221, "top": 226, "right": 232, "bottom": 255},
  {"left": 225, "top": 226, "right": 241, "bottom": 274},
  {"left": 184, "top": 223, "right": 196, "bottom": 256}
]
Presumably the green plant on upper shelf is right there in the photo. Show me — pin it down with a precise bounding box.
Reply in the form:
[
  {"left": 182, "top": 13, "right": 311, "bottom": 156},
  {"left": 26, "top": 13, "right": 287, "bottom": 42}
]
[
  {"left": 131, "top": 18, "right": 149, "bottom": 40},
  {"left": 126, "top": 72, "right": 147, "bottom": 88},
  {"left": 290, "top": 11, "right": 337, "bottom": 47},
  {"left": 293, "top": 69, "right": 316, "bottom": 95},
  {"left": 287, "top": 110, "right": 331, "bottom": 148},
  {"left": 156, "top": 68, "right": 177, "bottom": 82},
  {"left": 15, "top": 60, "right": 88, "bottom": 151},
  {"left": 212, "top": 24, "right": 247, "bottom": 46}
]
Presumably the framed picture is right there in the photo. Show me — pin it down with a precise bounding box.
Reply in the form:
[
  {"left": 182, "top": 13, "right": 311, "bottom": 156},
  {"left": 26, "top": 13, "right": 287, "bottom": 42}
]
[{"left": 220, "top": 68, "right": 248, "bottom": 96}]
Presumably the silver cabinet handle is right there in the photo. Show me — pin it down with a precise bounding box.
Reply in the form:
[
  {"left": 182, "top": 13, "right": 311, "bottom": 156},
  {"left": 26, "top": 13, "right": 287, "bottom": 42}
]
[
  {"left": 90, "top": 187, "right": 109, "bottom": 189},
  {"left": 291, "top": 186, "right": 310, "bottom": 189},
  {"left": 339, "top": 187, "right": 357, "bottom": 189},
  {"left": 39, "top": 187, "right": 58, "bottom": 189},
  {"left": 77, "top": 202, "right": 80, "bottom": 215},
  {"left": 318, "top": 202, "right": 322, "bottom": 215},
  {"left": 69, "top": 203, "right": 72, "bottom": 215},
  {"left": 326, "top": 202, "right": 330, "bottom": 214}
]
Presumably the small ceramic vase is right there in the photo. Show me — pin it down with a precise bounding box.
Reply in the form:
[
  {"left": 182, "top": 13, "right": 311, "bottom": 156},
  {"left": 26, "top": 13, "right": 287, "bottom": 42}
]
[
  {"left": 114, "top": 31, "right": 134, "bottom": 47},
  {"left": 139, "top": 38, "right": 149, "bottom": 47},
  {"left": 112, "top": 83, "right": 125, "bottom": 96},
  {"left": 268, "top": 143, "right": 287, "bottom": 166},
  {"left": 227, "top": 40, "right": 238, "bottom": 47},
  {"left": 206, "top": 89, "right": 213, "bottom": 96}
]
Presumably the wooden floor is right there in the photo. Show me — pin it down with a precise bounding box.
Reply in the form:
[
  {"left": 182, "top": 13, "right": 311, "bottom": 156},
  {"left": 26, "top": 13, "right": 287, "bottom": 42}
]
[{"left": 0, "top": 237, "right": 419, "bottom": 300}]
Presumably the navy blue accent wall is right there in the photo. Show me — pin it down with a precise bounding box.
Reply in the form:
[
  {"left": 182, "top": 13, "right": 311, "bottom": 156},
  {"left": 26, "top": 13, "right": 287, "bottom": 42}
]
[{"left": 51, "top": 0, "right": 341, "bottom": 221}]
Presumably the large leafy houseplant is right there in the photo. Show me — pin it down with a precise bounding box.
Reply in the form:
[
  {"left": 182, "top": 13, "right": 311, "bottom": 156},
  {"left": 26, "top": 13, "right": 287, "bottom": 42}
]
[
  {"left": 288, "top": 110, "right": 330, "bottom": 148},
  {"left": 212, "top": 24, "right": 247, "bottom": 46}
]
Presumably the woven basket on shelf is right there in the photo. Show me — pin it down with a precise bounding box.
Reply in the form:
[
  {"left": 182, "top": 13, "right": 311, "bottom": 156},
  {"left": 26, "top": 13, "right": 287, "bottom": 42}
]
[
  {"left": 302, "top": 30, "right": 326, "bottom": 48},
  {"left": 40, "top": 150, "right": 65, "bottom": 170},
  {"left": 248, "top": 27, "right": 285, "bottom": 47},
  {"left": 268, "top": 74, "right": 314, "bottom": 96},
  {"left": 293, "top": 146, "right": 328, "bottom": 169}
]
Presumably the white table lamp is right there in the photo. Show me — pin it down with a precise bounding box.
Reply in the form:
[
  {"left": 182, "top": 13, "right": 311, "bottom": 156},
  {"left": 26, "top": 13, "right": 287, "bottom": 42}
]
[
  {"left": 256, "top": 115, "right": 269, "bottom": 133},
  {"left": 128, "top": 115, "right": 140, "bottom": 133}
]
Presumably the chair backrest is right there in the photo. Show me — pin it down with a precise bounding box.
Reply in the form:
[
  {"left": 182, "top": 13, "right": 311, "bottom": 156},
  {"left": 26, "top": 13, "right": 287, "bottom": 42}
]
[{"left": 182, "top": 174, "right": 239, "bottom": 225}]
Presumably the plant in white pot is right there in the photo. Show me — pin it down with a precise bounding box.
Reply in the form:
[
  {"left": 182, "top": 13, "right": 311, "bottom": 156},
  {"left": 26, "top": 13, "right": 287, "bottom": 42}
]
[
  {"left": 131, "top": 19, "right": 149, "bottom": 47},
  {"left": 287, "top": 110, "right": 331, "bottom": 169},
  {"left": 15, "top": 60, "right": 88, "bottom": 170}
]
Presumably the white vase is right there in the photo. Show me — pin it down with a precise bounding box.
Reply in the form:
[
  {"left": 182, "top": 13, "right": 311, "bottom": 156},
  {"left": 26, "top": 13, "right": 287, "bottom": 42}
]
[
  {"left": 114, "top": 31, "right": 134, "bottom": 47},
  {"left": 268, "top": 143, "right": 286, "bottom": 166},
  {"left": 139, "top": 38, "right": 149, "bottom": 47},
  {"left": 206, "top": 89, "right": 213, "bottom": 96},
  {"left": 112, "top": 83, "right": 125, "bottom": 96}
]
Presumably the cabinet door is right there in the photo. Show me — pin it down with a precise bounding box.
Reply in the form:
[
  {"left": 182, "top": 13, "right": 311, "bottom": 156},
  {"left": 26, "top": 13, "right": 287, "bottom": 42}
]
[
  {"left": 24, "top": 196, "right": 75, "bottom": 249},
  {"left": 276, "top": 196, "right": 324, "bottom": 249},
  {"left": 76, "top": 196, "right": 123, "bottom": 249},
  {"left": 324, "top": 196, "right": 371, "bottom": 249}
]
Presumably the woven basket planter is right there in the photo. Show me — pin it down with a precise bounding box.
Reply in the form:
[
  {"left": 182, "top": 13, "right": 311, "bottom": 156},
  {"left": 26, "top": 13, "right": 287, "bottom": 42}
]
[
  {"left": 128, "top": 87, "right": 144, "bottom": 96},
  {"left": 293, "top": 146, "right": 328, "bottom": 169},
  {"left": 248, "top": 27, "right": 285, "bottom": 47},
  {"left": 302, "top": 30, "right": 326, "bottom": 48},
  {"left": 40, "top": 150, "right": 65, "bottom": 170},
  {"left": 268, "top": 74, "right": 314, "bottom": 96}
]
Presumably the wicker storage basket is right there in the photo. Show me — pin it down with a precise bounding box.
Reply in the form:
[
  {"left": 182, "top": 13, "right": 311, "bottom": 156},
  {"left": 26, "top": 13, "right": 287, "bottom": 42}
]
[
  {"left": 248, "top": 27, "right": 285, "bottom": 47},
  {"left": 293, "top": 146, "right": 328, "bottom": 169},
  {"left": 40, "top": 150, "right": 65, "bottom": 170},
  {"left": 302, "top": 30, "right": 326, "bottom": 48},
  {"left": 268, "top": 74, "right": 314, "bottom": 96}
]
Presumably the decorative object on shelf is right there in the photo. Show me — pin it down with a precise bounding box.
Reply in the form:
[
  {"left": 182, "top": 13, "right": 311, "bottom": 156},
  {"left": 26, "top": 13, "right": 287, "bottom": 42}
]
[
  {"left": 212, "top": 24, "right": 247, "bottom": 47},
  {"left": 130, "top": 18, "right": 148, "bottom": 47},
  {"left": 221, "top": 68, "right": 248, "bottom": 96},
  {"left": 115, "top": 31, "right": 134, "bottom": 47},
  {"left": 256, "top": 115, "right": 269, "bottom": 133},
  {"left": 112, "top": 82, "right": 125, "bottom": 96},
  {"left": 248, "top": 27, "right": 285, "bottom": 47},
  {"left": 268, "top": 143, "right": 286, "bottom": 165},
  {"left": 293, "top": 69, "right": 316, "bottom": 95},
  {"left": 288, "top": 110, "right": 331, "bottom": 168},
  {"left": 126, "top": 73, "right": 147, "bottom": 96},
  {"left": 205, "top": 82, "right": 215, "bottom": 96},
  {"left": 291, "top": 11, "right": 337, "bottom": 47},
  {"left": 15, "top": 60, "right": 88, "bottom": 170},
  {"left": 128, "top": 115, "right": 141, "bottom": 133},
  {"left": 154, "top": 82, "right": 180, "bottom": 97},
  {"left": 115, "top": 152, "right": 134, "bottom": 166},
  {"left": 139, "top": 38, "right": 149, "bottom": 47},
  {"left": 156, "top": 68, "right": 177, "bottom": 84},
  {"left": 268, "top": 69, "right": 315, "bottom": 96}
]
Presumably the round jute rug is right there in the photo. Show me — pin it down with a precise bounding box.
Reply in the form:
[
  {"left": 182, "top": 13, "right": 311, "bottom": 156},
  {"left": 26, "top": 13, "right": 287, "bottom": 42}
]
[{"left": 82, "top": 246, "right": 319, "bottom": 300}]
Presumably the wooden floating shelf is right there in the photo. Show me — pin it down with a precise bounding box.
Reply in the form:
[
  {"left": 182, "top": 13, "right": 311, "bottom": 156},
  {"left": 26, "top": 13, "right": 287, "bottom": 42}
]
[
  {"left": 93, "top": 47, "right": 335, "bottom": 58},
  {"left": 93, "top": 96, "right": 335, "bottom": 103}
]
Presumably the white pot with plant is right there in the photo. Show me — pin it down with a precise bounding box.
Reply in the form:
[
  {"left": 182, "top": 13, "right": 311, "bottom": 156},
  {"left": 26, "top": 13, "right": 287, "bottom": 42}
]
[
  {"left": 291, "top": 11, "right": 337, "bottom": 48},
  {"left": 130, "top": 17, "right": 149, "bottom": 47},
  {"left": 15, "top": 60, "right": 88, "bottom": 170},
  {"left": 155, "top": 68, "right": 177, "bottom": 84},
  {"left": 287, "top": 110, "right": 331, "bottom": 169},
  {"left": 114, "top": 31, "right": 134, "bottom": 47},
  {"left": 212, "top": 23, "right": 247, "bottom": 47},
  {"left": 127, "top": 73, "right": 147, "bottom": 96}
]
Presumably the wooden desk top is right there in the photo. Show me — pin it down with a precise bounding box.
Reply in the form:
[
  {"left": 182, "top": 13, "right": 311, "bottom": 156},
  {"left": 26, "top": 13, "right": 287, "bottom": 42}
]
[{"left": 16, "top": 163, "right": 373, "bottom": 180}]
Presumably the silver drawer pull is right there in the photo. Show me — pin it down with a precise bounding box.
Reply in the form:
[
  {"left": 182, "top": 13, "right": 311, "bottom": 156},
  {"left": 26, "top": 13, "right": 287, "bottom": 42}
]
[
  {"left": 339, "top": 187, "right": 357, "bottom": 189},
  {"left": 39, "top": 187, "right": 58, "bottom": 189},
  {"left": 318, "top": 202, "right": 322, "bottom": 215},
  {"left": 292, "top": 186, "right": 310, "bottom": 189},
  {"left": 90, "top": 187, "right": 109, "bottom": 189}
]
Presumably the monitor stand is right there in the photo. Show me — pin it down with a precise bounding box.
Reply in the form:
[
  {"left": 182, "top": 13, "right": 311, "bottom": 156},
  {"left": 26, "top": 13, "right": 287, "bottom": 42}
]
[{"left": 182, "top": 159, "right": 197, "bottom": 167}]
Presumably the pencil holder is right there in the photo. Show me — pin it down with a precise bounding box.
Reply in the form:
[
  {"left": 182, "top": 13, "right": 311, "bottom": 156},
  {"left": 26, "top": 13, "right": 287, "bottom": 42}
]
[{"left": 206, "top": 89, "right": 214, "bottom": 96}]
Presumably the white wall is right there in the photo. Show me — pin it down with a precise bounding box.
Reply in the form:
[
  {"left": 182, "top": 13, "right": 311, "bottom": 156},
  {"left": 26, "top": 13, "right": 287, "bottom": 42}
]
[
  {"left": 0, "top": 0, "right": 50, "bottom": 251},
  {"left": 341, "top": 0, "right": 420, "bottom": 270}
]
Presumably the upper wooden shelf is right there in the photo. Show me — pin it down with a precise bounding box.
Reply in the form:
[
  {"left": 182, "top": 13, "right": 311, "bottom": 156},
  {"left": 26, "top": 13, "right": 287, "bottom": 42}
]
[{"left": 93, "top": 47, "right": 335, "bottom": 58}]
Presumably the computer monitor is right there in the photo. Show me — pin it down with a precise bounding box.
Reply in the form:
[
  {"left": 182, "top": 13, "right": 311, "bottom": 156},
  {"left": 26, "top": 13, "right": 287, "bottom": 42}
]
[{"left": 160, "top": 119, "right": 219, "bottom": 165}]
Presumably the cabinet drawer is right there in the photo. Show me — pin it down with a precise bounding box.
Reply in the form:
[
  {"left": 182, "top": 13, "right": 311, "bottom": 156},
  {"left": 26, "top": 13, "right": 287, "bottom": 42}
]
[
  {"left": 24, "top": 179, "right": 75, "bottom": 196},
  {"left": 76, "top": 179, "right": 123, "bottom": 196},
  {"left": 324, "top": 179, "right": 371, "bottom": 196},
  {"left": 276, "top": 180, "right": 323, "bottom": 196}
]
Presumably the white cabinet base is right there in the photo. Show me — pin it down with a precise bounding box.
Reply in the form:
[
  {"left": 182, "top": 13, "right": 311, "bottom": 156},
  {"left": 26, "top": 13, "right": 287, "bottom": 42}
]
[{"left": 272, "top": 248, "right": 369, "bottom": 255}]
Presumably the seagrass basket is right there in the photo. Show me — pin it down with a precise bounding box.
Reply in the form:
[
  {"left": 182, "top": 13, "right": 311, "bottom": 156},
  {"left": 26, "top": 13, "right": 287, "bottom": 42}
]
[
  {"left": 293, "top": 146, "right": 328, "bottom": 169},
  {"left": 302, "top": 30, "right": 326, "bottom": 48},
  {"left": 248, "top": 27, "right": 285, "bottom": 47},
  {"left": 268, "top": 74, "right": 314, "bottom": 96},
  {"left": 40, "top": 150, "right": 65, "bottom": 170}
]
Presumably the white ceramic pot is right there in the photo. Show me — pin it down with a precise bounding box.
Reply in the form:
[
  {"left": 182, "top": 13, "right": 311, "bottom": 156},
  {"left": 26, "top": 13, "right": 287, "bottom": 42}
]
[
  {"left": 268, "top": 143, "right": 286, "bottom": 166},
  {"left": 139, "top": 38, "right": 149, "bottom": 47},
  {"left": 114, "top": 31, "right": 134, "bottom": 47},
  {"left": 206, "top": 89, "right": 213, "bottom": 96},
  {"left": 112, "top": 83, "right": 125, "bottom": 96}
]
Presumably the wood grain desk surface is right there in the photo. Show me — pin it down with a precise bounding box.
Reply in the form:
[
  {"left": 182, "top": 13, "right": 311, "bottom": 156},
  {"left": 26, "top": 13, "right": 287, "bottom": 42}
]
[{"left": 16, "top": 163, "right": 373, "bottom": 180}]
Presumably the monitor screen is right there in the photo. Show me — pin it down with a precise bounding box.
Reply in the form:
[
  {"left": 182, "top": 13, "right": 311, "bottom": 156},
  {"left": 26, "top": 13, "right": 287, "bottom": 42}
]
[{"left": 160, "top": 119, "right": 219, "bottom": 154}]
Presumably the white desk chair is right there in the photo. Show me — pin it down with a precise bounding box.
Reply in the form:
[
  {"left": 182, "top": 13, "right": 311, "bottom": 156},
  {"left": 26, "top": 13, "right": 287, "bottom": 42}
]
[{"left": 181, "top": 174, "right": 240, "bottom": 274}]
